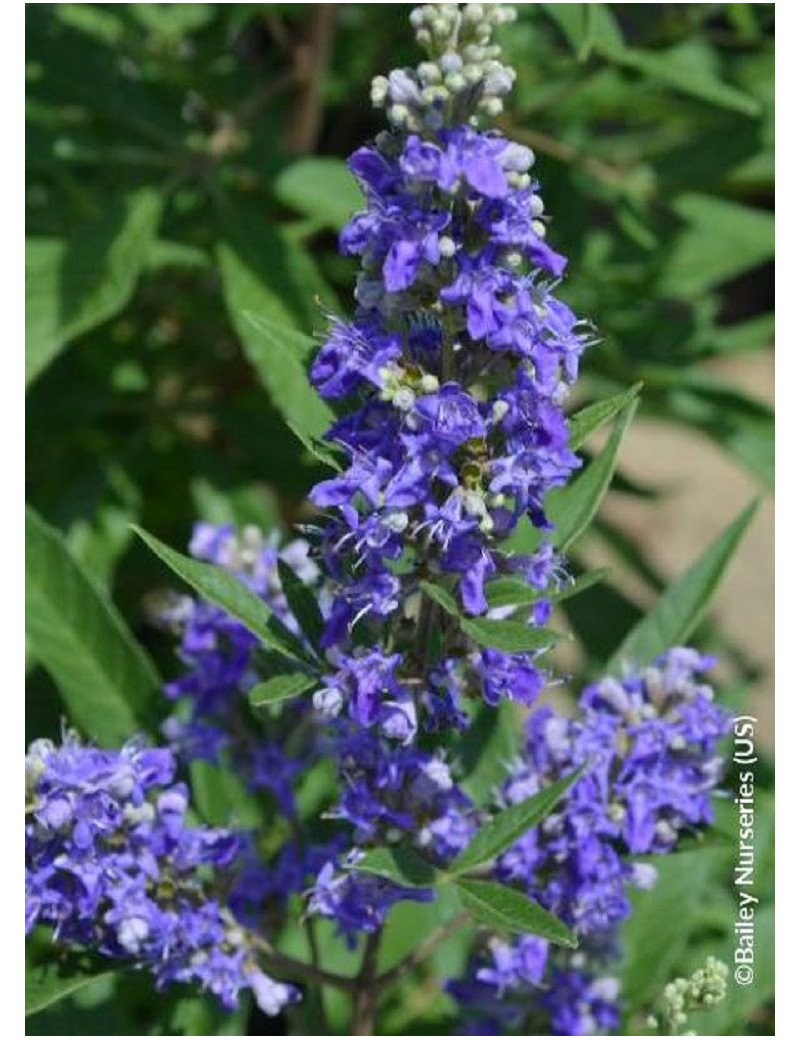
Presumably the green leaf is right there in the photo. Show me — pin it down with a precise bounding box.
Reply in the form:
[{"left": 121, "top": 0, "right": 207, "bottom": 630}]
[
  {"left": 348, "top": 846, "right": 441, "bottom": 888},
  {"left": 580, "top": 4, "right": 625, "bottom": 60},
  {"left": 661, "top": 195, "right": 774, "bottom": 298},
  {"left": 451, "top": 769, "right": 582, "bottom": 875},
  {"left": 277, "top": 559, "right": 325, "bottom": 649},
  {"left": 460, "top": 618, "right": 563, "bottom": 653},
  {"left": 596, "top": 42, "right": 761, "bottom": 117},
  {"left": 219, "top": 288, "right": 335, "bottom": 453},
  {"left": 26, "top": 189, "right": 162, "bottom": 387},
  {"left": 420, "top": 580, "right": 461, "bottom": 617},
  {"left": 484, "top": 577, "right": 539, "bottom": 609},
  {"left": 457, "top": 701, "right": 518, "bottom": 806},
  {"left": 551, "top": 567, "right": 612, "bottom": 603},
  {"left": 248, "top": 673, "right": 316, "bottom": 709},
  {"left": 620, "top": 850, "right": 716, "bottom": 1003},
  {"left": 274, "top": 158, "right": 363, "bottom": 231},
  {"left": 26, "top": 952, "right": 116, "bottom": 1017},
  {"left": 25, "top": 507, "right": 158, "bottom": 746},
  {"left": 452, "top": 879, "right": 577, "bottom": 947},
  {"left": 608, "top": 500, "right": 759, "bottom": 672},
  {"left": 189, "top": 759, "right": 263, "bottom": 828},
  {"left": 549, "top": 399, "right": 638, "bottom": 551},
  {"left": 133, "top": 526, "right": 308, "bottom": 664},
  {"left": 568, "top": 384, "right": 642, "bottom": 450}
]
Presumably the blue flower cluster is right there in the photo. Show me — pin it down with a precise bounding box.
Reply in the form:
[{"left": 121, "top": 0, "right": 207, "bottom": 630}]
[
  {"left": 448, "top": 648, "right": 731, "bottom": 1035},
  {"left": 25, "top": 733, "right": 296, "bottom": 1016}
]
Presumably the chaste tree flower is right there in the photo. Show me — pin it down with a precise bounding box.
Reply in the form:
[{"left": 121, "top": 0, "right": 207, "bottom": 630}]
[{"left": 25, "top": 5, "right": 738, "bottom": 1036}]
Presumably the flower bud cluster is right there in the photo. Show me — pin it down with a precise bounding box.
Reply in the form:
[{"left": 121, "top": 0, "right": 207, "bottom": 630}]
[
  {"left": 647, "top": 957, "right": 729, "bottom": 1035},
  {"left": 371, "top": 4, "right": 518, "bottom": 131}
]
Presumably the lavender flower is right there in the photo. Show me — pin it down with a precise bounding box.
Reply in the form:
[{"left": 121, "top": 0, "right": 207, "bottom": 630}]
[
  {"left": 448, "top": 649, "right": 731, "bottom": 1035},
  {"left": 25, "top": 733, "right": 296, "bottom": 1016}
]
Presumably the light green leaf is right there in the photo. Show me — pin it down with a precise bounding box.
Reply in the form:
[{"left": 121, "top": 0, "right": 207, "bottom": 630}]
[
  {"left": 661, "top": 194, "right": 774, "bottom": 298},
  {"left": 25, "top": 507, "right": 158, "bottom": 746},
  {"left": 484, "top": 577, "right": 539, "bottom": 609},
  {"left": 568, "top": 383, "right": 642, "bottom": 449},
  {"left": 460, "top": 618, "right": 563, "bottom": 653},
  {"left": 420, "top": 580, "right": 461, "bottom": 617},
  {"left": 248, "top": 673, "right": 316, "bottom": 710},
  {"left": 549, "top": 399, "right": 638, "bottom": 551},
  {"left": 596, "top": 42, "right": 761, "bottom": 117},
  {"left": 608, "top": 500, "right": 759, "bottom": 672},
  {"left": 277, "top": 559, "right": 325, "bottom": 649},
  {"left": 189, "top": 759, "right": 263, "bottom": 828},
  {"left": 451, "top": 769, "right": 582, "bottom": 875},
  {"left": 26, "top": 189, "right": 162, "bottom": 387},
  {"left": 348, "top": 846, "right": 441, "bottom": 888},
  {"left": 26, "top": 952, "right": 116, "bottom": 1017},
  {"left": 214, "top": 242, "right": 335, "bottom": 449},
  {"left": 620, "top": 850, "right": 716, "bottom": 1003},
  {"left": 133, "top": 526, "right": 308, "bottom": 664},
  {"left": 452, "top": 879, "right": 577, "bottom": 947},
  {"left": 274, "top": 157, "right": 363, "bottom": 231}
]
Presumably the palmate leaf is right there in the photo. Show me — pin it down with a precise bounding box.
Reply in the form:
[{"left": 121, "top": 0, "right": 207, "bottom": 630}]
[
  {"left": 450, "top": 769, "right": 583, "bottom": 875},
  {"left": 451, "top": 879, "right": 577, "bottom": 947},
  {"left": 26, "top": 188, "right": 162, "bottom": 388},
  {"left": 25, "top": 507, "right": 159, "bottom": 746},
  {"left": 133, "top": 526, "right": 310, "bottom": 665},
  {"left": 26, "top": 950, "right": 115, "bottom": 1017},
  {"left": 607, "top": 499, "right": 758, "bottom": 673}
]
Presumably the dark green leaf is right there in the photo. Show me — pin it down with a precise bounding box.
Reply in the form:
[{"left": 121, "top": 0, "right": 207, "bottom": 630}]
[
  {"left": 133, "top": 526, "right": 308, "bottom": 664},
  {"left": 348, "top": 846, "right": 441, "bottom": 888},
  {"left": 248, "top": 673, "right": 316, "bottom": 709},
  {"left": 25, "top": 507, "right": 158, "bottom": 746},
  {"left": 608, "top": 500, "right": 759, "bottom": 672},
  {"left": 452, "top": 879, "right": 577, "bottom": 947},
  {"left": 26, "top": 952, "right": 116, "bottom": 1017},
  {"left": 568, "top": 384, "right": 642, "bottom": 450},
  {"left": 451, "top": 769, "right": 582, "bottom": 874},
  {"left": 460, "top": 618, "right": 563, "bottom": 653},
  {"left": 274, "top": 158, "right": 363, "bottom": 231},
  {"left": 26, "top": 189, "right": 162, "bottom": 387},
  {"left": 277, "top": 559, "right": 325, "bottom": 650},
  {"left": 549, "top": 399, "right": 638, "bottom": 551}
]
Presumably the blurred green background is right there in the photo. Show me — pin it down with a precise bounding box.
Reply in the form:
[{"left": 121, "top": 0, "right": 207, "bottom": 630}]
[{"left": 25, "top": 4, "right": 774, "bottom": 1034}]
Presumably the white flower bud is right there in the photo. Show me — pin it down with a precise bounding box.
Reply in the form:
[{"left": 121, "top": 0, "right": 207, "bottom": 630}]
[
  {"left": 419, "top": 372, "right": 440, "bottom": 393},
  {"left": 370, "top": 75, "right": 389, "bottom": 106},
  {"left": 439, "top": 52, "right": 463, "bottom": 75},
  {"left": 438, "top": 235, "right": 456, "bottom": 259},
  {"left": 532, "top": 219, "right": 546, "bottom": 237}
]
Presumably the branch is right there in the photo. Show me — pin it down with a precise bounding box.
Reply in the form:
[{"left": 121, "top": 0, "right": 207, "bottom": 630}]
[
  {"left": 286, "top": 4, "right": 339, "bottom": 155},
  {"left": 351, "top": 928, "right": 383, "bottom": 1035},
  {"left": 375, "top": 911, "right": 471, "bottom": 987}
]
